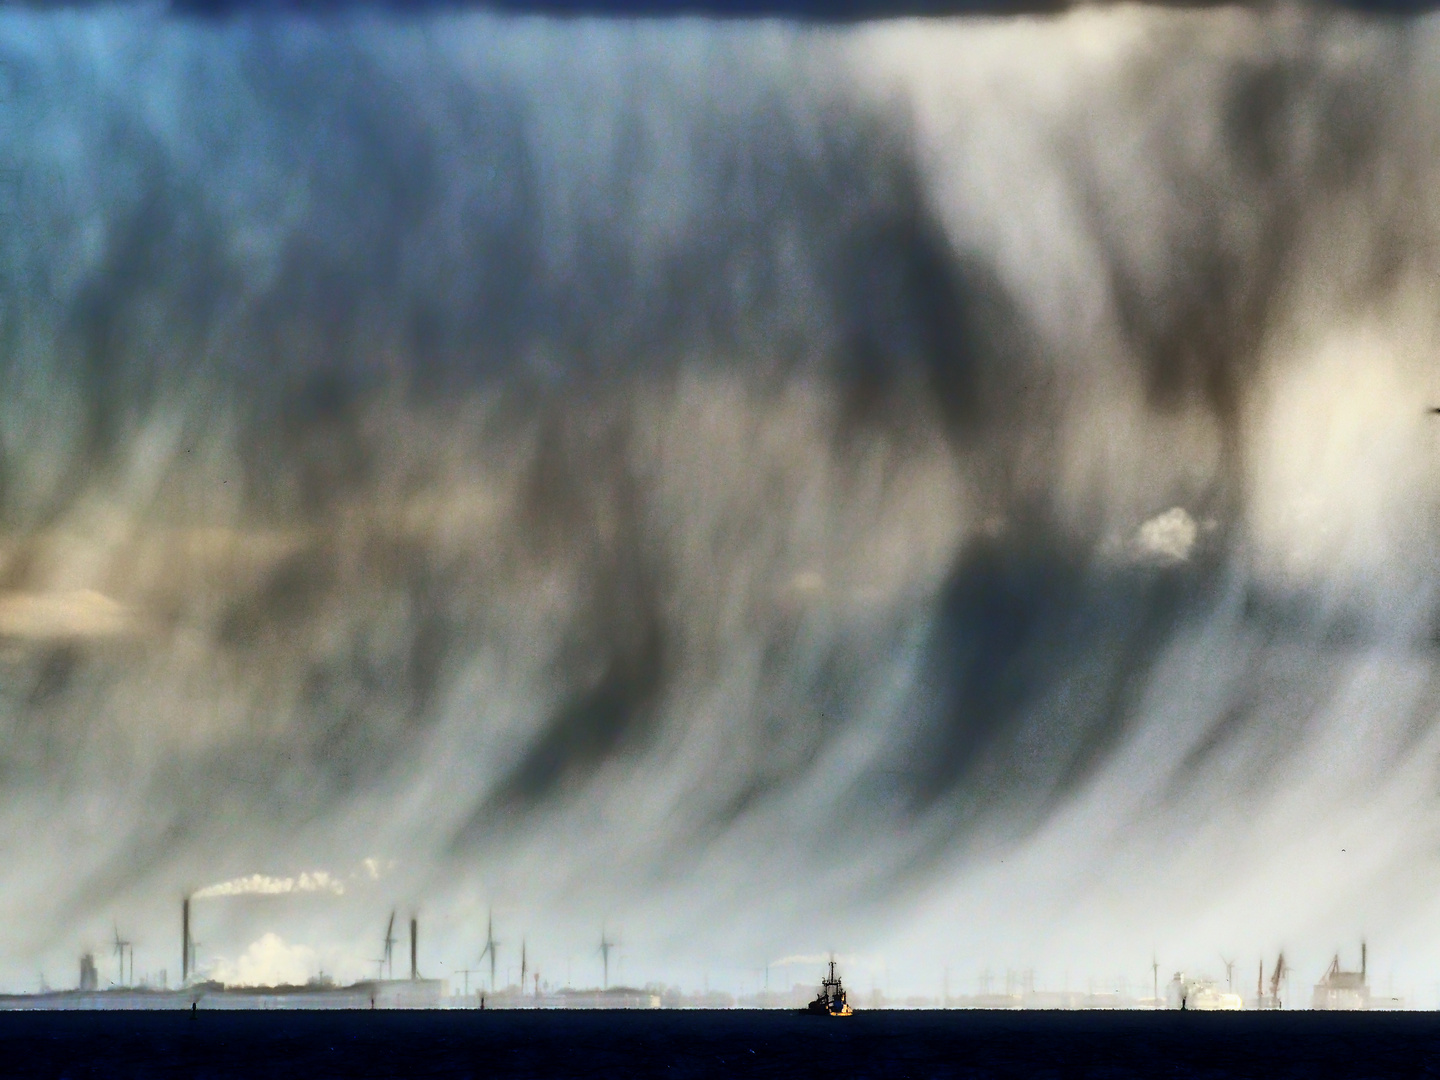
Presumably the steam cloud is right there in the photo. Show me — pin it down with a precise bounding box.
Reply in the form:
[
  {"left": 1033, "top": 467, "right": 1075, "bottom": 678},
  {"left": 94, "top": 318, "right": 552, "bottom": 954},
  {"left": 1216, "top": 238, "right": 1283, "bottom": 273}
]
[
  {"left": 2, "top": 3, "right": 1440, "bottom": 995},
  {"left": 209, "top": 932, "right": 321, "bottom": 987}
]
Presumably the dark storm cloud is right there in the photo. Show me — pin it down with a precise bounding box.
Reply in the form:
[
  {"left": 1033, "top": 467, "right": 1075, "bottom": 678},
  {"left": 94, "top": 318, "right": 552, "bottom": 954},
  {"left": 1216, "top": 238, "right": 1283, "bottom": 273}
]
[
  {"left": 156, "top": 0, "right": 1440, "bottom": 21},
  {"left": 0, "top": 2, "right": 1436, "bottom": 980},
  {"left": 797, "top": 9, "right": 1438, "bottom": 895}
]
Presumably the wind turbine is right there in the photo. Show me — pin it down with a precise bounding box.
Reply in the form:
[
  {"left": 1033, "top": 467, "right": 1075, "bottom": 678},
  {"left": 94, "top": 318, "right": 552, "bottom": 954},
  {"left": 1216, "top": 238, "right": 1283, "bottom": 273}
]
[
  {"left": 598, "top": 929, "right": 618, "bottom": 990},
  {"left": 382, "top": 912, "right": 397, "bottom": 981},
  {"left": 1219, "top": 955, "right": 1236, "bottom": 992},
  {"left": 479, "top": 912, "right": 500, "bottom": 992},
  {"left": 112, "top": 926, "right": 132, "bottom": 987}
]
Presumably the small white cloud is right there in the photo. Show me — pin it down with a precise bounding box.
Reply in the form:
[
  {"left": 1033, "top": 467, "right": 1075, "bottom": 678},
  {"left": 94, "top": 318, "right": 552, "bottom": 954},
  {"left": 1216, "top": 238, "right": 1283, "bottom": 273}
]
[
  {"left": 362, "top": 857, "right": 381, "bottom": 880},
  {"left": 0, "top": 590, "right": 132, "bottom": 640},
  {"left": 193, "top": 870, "right": 344, "bottom": 900},
  {"left": 1133, "top": 507, "right": 1198, "bottom": 564},
  {"left": 212, "top": 933, "right": 317, "bottom": 988}
]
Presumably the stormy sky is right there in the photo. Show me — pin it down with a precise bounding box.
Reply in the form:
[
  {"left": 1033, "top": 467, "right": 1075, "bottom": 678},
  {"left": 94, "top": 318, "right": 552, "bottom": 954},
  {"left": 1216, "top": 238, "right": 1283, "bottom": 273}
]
[{"left": 1, "top": 0, "right": 1440, "bottom": 1000}]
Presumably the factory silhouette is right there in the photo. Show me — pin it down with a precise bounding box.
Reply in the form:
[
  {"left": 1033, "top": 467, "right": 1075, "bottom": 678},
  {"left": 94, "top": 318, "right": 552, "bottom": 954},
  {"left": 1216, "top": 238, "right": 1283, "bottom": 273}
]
[{"left": 0, "top": 895, "right": 1406, "bottom": 1011}]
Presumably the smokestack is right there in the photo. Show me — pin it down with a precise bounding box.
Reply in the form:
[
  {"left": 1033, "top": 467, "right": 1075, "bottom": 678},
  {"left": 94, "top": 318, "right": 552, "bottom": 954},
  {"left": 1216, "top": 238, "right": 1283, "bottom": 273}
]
[
  {"left": 1361, "top": 941, "right": 1367, "bottom": 982},
  {"left": 182, "top": 895, "right": 191, "bottom": 985},
  {"left": 410, "top": 917, "right": 418, "bottom": 980}
]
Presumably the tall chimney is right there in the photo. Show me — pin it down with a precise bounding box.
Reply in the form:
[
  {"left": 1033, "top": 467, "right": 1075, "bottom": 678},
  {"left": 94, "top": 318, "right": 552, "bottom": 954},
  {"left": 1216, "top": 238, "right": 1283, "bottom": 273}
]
[
  {"left": 1361, "top": 941, "right": 1367, "bottom": 982},
  {"left": 182, "top": 896, "right": 191, "bottom": 985},
  {"left": 410, "top": 917, "right": 418, "bottom": 980}
]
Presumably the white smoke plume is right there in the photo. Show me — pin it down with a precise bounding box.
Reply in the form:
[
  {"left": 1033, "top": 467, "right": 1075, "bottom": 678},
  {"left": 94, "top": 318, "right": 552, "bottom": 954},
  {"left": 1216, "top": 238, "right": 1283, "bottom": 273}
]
[{"left": 193, "top": 872, "right": 345, "bottom": 900}]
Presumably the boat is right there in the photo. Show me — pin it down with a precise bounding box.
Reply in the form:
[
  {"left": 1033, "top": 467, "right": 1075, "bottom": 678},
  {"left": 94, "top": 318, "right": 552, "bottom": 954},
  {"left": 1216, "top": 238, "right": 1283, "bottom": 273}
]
[{"left": 805, "top": 960, "right": 853, "bottom": 1016}]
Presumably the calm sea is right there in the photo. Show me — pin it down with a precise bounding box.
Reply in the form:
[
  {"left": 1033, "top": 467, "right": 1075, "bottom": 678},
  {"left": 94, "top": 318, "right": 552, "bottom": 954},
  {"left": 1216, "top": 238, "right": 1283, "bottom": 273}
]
[{"left": 4, "top": 1009, "right": 1437, "bottom": 1078}]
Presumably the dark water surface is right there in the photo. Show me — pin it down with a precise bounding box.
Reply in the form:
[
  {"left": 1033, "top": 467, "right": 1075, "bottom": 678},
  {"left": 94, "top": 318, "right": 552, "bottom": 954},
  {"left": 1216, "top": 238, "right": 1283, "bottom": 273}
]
[{"left": 4, "top": 1009, "right": 1438, "bottom": 1079}]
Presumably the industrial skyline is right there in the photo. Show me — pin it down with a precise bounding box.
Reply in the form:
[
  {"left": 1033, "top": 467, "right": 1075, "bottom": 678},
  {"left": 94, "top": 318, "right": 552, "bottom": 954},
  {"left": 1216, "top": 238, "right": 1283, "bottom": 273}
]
[
  {"left": 24, "top": 891, "right": 1419, "bottom": 1011},
  {"left": 1, "top": 0, "right": 1439, "bottom": 1005}
]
